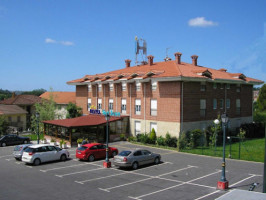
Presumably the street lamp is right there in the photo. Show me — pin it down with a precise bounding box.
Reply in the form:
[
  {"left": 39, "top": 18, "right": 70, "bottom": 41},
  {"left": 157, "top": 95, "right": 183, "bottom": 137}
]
[
  {"left": 35, "top": 112, "right": 40, "bottom": 144},
  {"left": 217, "top": 113, "right": 229, "bottom": 190},
  {"left": 213, "top": 119, "right": 219, "bottom": 156},
  {"left": 103, "top": 113, "right": 111, "bottom": 168}
]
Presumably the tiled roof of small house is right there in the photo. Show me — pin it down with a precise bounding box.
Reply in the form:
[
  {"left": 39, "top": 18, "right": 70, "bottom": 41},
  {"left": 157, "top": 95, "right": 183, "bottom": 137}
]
[
  {"left": 43, "top": 114, "right": 122, "bottom": 128},
  {"left": 0, "top": 105, "right": 28, "bottom": 115},
  {"left": 0, "top": 95, "right": 42, "bottom": 105},
  {"left": 67, "top": 53, "right": 263, "bottom": 85},
  {"left": 40, "top": 92, "right": 76, "bottom": 105}
]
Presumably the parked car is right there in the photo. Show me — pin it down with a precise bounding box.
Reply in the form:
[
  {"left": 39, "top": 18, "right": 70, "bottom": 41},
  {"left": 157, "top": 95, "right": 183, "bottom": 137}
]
[
  {"left": 0, "top": 134, "right": 30, "bottom": 147},
  {"left": 22, "top": 144, "right": 70, "bottom": 166},
  {"left": 13, "top": 144, "right": 32, "bottom": 160},
  {"left": 113, "top": 149, "right": 161, "bottom": 170},
  {"left": 76, "top": 143, "right": 118, "bottom": 162}
]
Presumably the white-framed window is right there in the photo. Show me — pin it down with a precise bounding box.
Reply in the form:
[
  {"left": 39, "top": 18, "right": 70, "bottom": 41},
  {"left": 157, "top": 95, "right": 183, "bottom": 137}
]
[
  {"left": 151, "top": 81, "right": 157, "bottom": 91},
  {"left": 109, "top": 99, "right": 113, "bottom": 111},
  {"left": 213, "top": 83, "right": 217, "bottom": 89},
  {"left": 122, "top": 82, "right": 127, "bottom": 91},
  {"left": 150, "top": 99, "right": 157, "bottom": 116},
  {"left": 87, "top": 98, "right": 91, "bottom": 111},
  {"left": 213, "top": 99, "right": 217, "bottom": 110},
  {"left": 236, "top": 99, "right": 241, "bottom": 114},
  {"left": 226, "top": 99, "right": 230, "bottom": 109},
  {"left": 220, "top": 99, "right": 224, "bottom": 109},
  {"left": 135, "top": 99, "right": 141, "bottom": 115},
  {"left": 135, "top": 121, "right": 141, "bottom": 136},
  {"left": 109, "top": 83, "right": 113, "bottom": 91},
  {"left": 200, "top": 99, "right": 206, "bottom": 117},
  {"left": 121, "top": 99, "right": 126, "bottom": 114},
  {"left": 200, "top": 82, "right": 206, "bottom": 91},
  {"left": 98, "top": 84, "right": 102, "bottom": 92},
  {"left": 150, "top": 122, "right": 157, "bottom": 133},
  {"left": 226, "top": 84, "right": 230, "bottom": 89},
  {"left": 98, "top": 98, "right": 102, "bottom": 110},
  {"left": 136, "top": 82, "right": 141, "bottom": 91},
  {"left": 88, "top": 84, "right": 92, "bottom": 92}
]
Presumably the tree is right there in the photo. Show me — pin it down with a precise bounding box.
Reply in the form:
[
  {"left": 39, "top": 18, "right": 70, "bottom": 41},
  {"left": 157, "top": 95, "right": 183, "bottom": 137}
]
[
  {"left": 66, "top": 102, "right": 82, "bottom": 118},
  {"left": 31, "top": 91, "right": 57, "bottom": 132},
  {"left": 257, "top": 84, "right": 266, "bottom": 112},
  {"left": 22, "top": 88, "right": 46, "bottom": 96},
  {"left": 0, "top": 116, "right": 9, "bottom": 135}
]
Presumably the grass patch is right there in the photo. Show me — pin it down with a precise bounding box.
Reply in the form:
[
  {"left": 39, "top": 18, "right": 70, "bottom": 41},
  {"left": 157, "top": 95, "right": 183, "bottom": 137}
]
[
  {"left": 27, "top": 133, "right": 44, "bottom": 141},
  {"left": 130, "top": 138, "right": 265, "bottom": 163}
]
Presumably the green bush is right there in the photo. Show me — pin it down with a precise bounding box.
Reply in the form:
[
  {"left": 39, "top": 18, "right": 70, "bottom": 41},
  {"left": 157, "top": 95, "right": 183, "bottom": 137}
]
[
  {"left": 165, "top": 132, "right": 177, "bottom": 148},
  {"left": 137, "top": 133, "right": 150, "bottom": 144},
  {"left": 156, "top": 136, "right": 165, "bottom": 146},
  {"left": 149, "top": 128, "right": 157, "bottom": 144},
  {"left": 177, "top": 132, "right": 189, "bottom": 150},
  {"left": 128, "top": 136, "right": 136, "bottom": 142},
  {"left": 190, "top": 129, "right": 204, "bottom": 148},
  {"left": 120, "top": 133, "right": 126, "bottom": 141},
  {"left": 77, "top": 138, "right": 83, "bottom": 144}
]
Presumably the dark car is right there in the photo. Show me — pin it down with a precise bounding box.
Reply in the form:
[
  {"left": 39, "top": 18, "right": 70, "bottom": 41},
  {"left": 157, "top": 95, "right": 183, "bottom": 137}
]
[
  {"left": 0, "top": 134, "right": 30, "bottom": 147},
  {"left": 13, "top": 144, "right": 32, "bottom": 160},
  {"left": 76, "top": 143, "right": 118, "bottom": 162},
  {"left": 113, "top": 149, "right": 161, "bottom": 170}
]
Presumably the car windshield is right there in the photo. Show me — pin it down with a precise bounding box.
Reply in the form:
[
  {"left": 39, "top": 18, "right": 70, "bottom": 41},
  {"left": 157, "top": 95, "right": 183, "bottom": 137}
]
[
  {"left": 118, "top": 151, "right": 131, "bottom": 157},
  {"left": 77, "top": 146, "right": 88, "bottom": 151}
]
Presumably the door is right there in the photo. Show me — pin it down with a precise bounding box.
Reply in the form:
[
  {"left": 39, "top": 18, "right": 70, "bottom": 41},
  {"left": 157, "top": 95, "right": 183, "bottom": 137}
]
[
  {"left": 133, "top": 150, "right": 145, "bottom": 166},
  {"left": 97, "top": 144, "right": 106, "bottom": 159},
  {"left": 141, "top": 150, "right": 154, "bottom": 164},
  {"left": 45, "top": 146, "right": 59, "bottom": 161}
]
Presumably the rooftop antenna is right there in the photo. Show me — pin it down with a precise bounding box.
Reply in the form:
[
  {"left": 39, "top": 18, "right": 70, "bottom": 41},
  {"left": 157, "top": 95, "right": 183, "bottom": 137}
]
[
  {"left": 164, "top": 47, "right": 172, "bottom": 61},
  {"left": 135, "top": 36, "right": 147, "bottom": 65}
]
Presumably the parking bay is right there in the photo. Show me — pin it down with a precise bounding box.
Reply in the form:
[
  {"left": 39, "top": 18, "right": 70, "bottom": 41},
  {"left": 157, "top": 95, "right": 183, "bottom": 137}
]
[{"left": 0, "top": 142, "right": 264, "bottom": 200}]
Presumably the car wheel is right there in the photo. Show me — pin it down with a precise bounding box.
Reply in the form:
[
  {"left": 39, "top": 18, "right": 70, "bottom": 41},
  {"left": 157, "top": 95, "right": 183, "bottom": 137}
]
[
  {"left": 23, "top": 140, "right": 28, "bottom": 144},
  {"left": 88, "top": 154, "right": 95, "bottom": 162},
  {"left": 112, "top": 151, "right": 117, "bottom": 157},
  {"left": 60, "top": 154, "right": 67, "bottom": 161},
  {"left": 33, "top": 158, "right": 41, "bottom": 166},
  {"left": 1, "top": 142, "right": 6, "bottom": 147},
  {"left": 132, "top": 162, "right": 138, "bottom": 170},
  {"left": 154, "top": 157, "right": 160, "bottom": 164},
  {"left": 15, "top": 158, "right": 20, "bottom": 161}
]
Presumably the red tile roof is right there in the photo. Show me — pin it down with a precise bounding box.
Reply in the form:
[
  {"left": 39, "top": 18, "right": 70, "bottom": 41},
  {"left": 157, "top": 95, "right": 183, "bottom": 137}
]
[
  {"left": 67, "top": 58, "right": 263, "bottom": 85},
  {"left": 43, "top": 114, "right": 122, "bottom": 128},
  {"left": 0, "top": 105, "right": 28, "bottom": 115},
  {"left": 0, "top": 95, "right": 42, "bottom": 105},
  {"left": 40, "top": 92, "right": 76, "bottom": 104}
]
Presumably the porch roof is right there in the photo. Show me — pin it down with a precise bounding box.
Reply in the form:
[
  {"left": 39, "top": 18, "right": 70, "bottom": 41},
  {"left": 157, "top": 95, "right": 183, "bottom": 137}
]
[{"left": 43, "top": 114, "right": 123, "bottom": 128}]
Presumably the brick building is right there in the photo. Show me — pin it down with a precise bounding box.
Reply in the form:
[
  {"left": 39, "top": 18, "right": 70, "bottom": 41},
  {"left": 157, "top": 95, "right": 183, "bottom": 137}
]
[{"left": 67, "top": 53, "right": 263, "bottom": 138}]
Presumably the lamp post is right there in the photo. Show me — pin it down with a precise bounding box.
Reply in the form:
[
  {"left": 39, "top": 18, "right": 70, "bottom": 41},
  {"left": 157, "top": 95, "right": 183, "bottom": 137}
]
[
  {"left": 214, "top": 119, "right": 219, "bottom": 156},
  {"left": 217, "top": 113, "right": 229, "bottom": 190},
  {"left": 35, "top": 112, "right": 40, "bottom": 144},
  {"left": 103, "top": 113, "right": 111, "bottom": 168}
]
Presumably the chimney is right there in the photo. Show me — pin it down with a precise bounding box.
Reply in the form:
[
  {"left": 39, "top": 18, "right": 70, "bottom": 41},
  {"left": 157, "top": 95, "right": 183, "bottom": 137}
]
[
  {"left": 174, "top": 52, "right": 182, "bottom": 64},
  {"left": 147, "top": 55, "right": 154, "bottom": 66},
  {"left": 125, "top": 59, "right": 131, "bottom": 68},
  {"left": 191, "top": 55, "right": 198, "bottom": 66}
]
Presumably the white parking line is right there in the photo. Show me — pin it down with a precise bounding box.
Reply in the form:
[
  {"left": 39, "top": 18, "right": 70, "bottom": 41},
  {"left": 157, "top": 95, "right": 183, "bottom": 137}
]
[
  {"left": 100, "top": 165, "right": 197, "bottom": 192},
  {"left": 230, "top": 174, "right": 256, "bottom": 187},
  {"left": 40, "top": 163, "right": 91, "bottom": 172},
  {"left": 76, "top": 172, "right": 128, "bottom": 184},
  {"left": 0, "top": 154, "right": 13, "bottom": 158},
  {"left": 5, "top": 158, "right": 13, "bottom": 161},
  {"left": 128, "top": 170, "right": 221, "bottom": 200},
  {"left": 55, "top": 167, "right": 105, "bottom": 178},
  {"left": 195, "top": 190, "right": 220, "bottom": 200}
]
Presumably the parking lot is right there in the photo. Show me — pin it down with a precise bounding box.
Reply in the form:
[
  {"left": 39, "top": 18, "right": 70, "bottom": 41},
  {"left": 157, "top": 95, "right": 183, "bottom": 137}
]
[{"left": 0, "top": 141, "right": 264, "bottom": 200}]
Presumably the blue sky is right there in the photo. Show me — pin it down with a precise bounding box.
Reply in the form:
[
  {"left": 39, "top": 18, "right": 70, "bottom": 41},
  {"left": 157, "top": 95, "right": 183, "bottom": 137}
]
[{"left": 0, "top": 0, "right": 265, "bottom": 92}]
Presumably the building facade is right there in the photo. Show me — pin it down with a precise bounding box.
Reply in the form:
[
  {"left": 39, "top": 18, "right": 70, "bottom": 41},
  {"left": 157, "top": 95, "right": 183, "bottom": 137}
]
[{"left": 67, "top": 53, "right": 263, "bottom": 138}]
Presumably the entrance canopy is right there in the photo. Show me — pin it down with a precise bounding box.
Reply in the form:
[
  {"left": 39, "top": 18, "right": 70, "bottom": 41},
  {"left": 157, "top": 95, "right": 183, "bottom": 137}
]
[{"left": 43, "top": 114, "right": 122, "bottom": 128}]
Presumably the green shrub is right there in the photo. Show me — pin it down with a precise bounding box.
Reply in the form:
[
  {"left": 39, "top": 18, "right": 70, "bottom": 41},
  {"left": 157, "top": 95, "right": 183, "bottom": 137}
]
[
  {"left": 137, "top": 133, "right": 150, "bottom": 144},
  {"left": 149, "top": 128, "right": 157, "bottom": 144},
  {"left": 177, "top": 132, "right": 189, "bottom": 150},
  {"left": 156, "top": 136, "right": 165, "bottom": 146},
  {"left": 190, "top": 129, "right": 204, "bottom": 148},
  {"left": 120, "top": 133, "right": 126, "bottom": 141},
  {"left": 128, "top": 136, "right": 136, "bottom": 142},
  {"left": 77, "top": 138, "right": 83, "bottom": 144},
  {"left": 165, "top": 132, "right": 177, "bottom": 148}
]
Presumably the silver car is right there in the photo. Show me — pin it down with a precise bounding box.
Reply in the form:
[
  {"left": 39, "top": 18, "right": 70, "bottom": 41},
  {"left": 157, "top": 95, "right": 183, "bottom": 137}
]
[
  {"left": 13, "top": 144, "right": 32, "bottom": 160},
  {"left": 22, "top": 144, "right": 70, "bottom": 166},
  {"left": 113, "top": 149, "right": 161, "bottom": 170}
]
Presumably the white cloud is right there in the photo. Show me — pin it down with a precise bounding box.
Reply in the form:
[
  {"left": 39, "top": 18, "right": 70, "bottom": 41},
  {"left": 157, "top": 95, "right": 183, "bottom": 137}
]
[
  {"left": 45, "top": 38, "right": 56, "bottom": 44},
  {"left": 188, "top": 17, "right": 218, "bottom": 27},
  {"left": 60, "top": 41, "right": 74, "bottom": 46},
  {"left": 45, "top": 38, "right": 74, "bottom": 46}
]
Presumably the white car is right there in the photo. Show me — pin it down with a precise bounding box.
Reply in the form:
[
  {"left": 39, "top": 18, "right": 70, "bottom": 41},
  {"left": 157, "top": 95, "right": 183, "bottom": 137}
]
[{"left": 22, "top": 144, "right": 70, "bottom": 166}]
